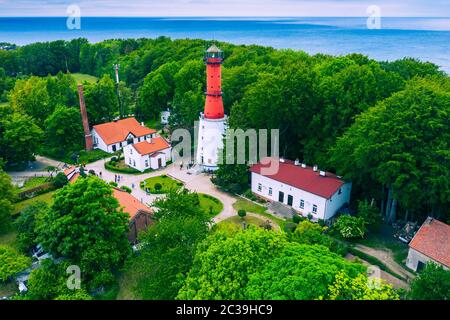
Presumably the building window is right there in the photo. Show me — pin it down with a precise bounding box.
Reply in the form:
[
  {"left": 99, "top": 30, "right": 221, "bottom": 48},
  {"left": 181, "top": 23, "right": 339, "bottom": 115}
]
[
  {"left": 268, "top": 187, "right": 272, "bottom": 196},
  {"left": 138, "top": 137, "right": 141, "bottom": 142},
  {"left": 130, "top": 148, "right": 133, "bottom": 155},
  {"left": 312, "top": 205, "right": 318, "bottom": 214},
  {"left": 338, "top": 188, "right": 342, "bottom": 195},
  {"left": 129, "top": 158, "right": 132, "bottom": 165},
  {"left": 119, "top": 142, "right": 122, "bottom": 147},
  {"left": 300, "top": 199, "right": 304, "bottom": 209},
  {"left": 133, "top": 160, "right": 136, "bottom": 166},
  {"left": 145, "top": 160, "right": 149, "bottom": 167},
  {"left": 112, "top": 145, "right": 117, "bottom": 152},
  {"left": 257, "top": 183, "right": 262, "bottom": 192}
]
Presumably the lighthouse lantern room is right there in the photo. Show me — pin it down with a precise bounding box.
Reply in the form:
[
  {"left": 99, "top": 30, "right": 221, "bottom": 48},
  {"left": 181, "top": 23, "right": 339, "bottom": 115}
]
[{"left": 196, "top": 44, "right": 227, "bottom": 171}]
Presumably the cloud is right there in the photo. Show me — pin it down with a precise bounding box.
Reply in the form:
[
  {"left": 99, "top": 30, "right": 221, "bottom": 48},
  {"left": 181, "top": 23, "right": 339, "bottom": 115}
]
[{"left": 0, "top": 0, "right": 449, "bottom": 17}]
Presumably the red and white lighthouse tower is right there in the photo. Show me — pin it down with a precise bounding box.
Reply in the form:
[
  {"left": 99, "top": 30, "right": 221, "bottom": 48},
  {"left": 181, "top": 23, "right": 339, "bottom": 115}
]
[{"left": 196, "top": 44, "right": 227, "bottom": 170}]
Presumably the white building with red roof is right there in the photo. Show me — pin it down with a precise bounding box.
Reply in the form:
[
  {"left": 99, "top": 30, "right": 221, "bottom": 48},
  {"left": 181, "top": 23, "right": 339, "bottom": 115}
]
[
  {"left": 123, "top": 136, "right": 172, "bottom": 172},
  {"left": 406, "top": 217, "right": 450, "bottom": 272},
  {"left": 250, "top": 158, "right": 352, "bottom": 221},
  {"left": 91, "top": 117, "right": 157, "bottom": 153}
]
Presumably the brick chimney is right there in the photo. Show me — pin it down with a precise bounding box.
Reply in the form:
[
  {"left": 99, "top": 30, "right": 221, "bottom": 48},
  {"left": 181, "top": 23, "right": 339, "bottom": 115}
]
[{"left": 77, "top": 85, "right": 93, "bottom": 151}]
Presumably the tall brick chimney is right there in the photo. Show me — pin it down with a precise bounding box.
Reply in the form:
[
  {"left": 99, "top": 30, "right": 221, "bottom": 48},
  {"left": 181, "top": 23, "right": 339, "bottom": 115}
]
[{"left": 77, "top": 85, "right": 93, "bottom": 151}]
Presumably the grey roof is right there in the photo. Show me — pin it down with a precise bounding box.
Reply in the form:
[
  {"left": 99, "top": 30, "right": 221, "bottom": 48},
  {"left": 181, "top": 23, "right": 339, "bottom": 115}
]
[{"left": 206, "top": 44, "right": 222, "bottom": 53}]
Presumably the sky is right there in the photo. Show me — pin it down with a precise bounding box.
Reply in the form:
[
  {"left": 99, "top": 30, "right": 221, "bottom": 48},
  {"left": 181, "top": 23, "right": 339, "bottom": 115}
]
[{"left": 0, "top": 0, "right": 449, "bottom": 17}]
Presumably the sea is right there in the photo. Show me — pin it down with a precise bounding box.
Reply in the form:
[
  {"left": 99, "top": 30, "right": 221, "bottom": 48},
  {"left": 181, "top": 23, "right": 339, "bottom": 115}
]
[{"left": 0, "top": 17, "right": 449, "bottom": 74}]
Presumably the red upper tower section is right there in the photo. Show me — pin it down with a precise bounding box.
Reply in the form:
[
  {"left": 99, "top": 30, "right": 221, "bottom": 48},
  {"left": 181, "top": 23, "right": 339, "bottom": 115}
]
[{"left": 203, "top": 44, "right": 225, "bottom": 119}]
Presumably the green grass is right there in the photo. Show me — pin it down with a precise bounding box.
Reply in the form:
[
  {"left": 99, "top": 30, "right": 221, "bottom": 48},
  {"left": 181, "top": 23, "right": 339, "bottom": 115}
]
[
  {"left": 0, "top": 230, "right": 18, "bottom": 251},
  {"left": 232, "top": 199, "right": 287, "bottom": 229},
  {"left": 105, "top": 160, "right": 144, "bottom": 175},
  {"left": 198, "top": 193, "right": 223, "bottom": 217},
  {"left": 0, "top": 102, "right": 8, "bottom": 107},
  {"left": 13, "top": 191, "right": 56, "bottom": 216},
  {"left": 218, "top": 215, "right": 280, "bottom": 232},
  {"left": 71, "top": 73, "right": 98, "bottom": 84},
  {"left": 141, "top": 175, "right": 183, "bottom": 194},
  {"left": 19, "top": 177, "right": 50, "bottom": 192}
]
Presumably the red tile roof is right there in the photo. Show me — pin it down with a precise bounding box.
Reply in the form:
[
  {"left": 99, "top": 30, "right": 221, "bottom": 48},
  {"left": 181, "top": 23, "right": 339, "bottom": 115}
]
[
  {"left": 409, "top": 217, "right": 450, "bottom": 267},
  {"left": 132, "top": 137, "right": 170, "bottom": 155},
  {"left": 113, "top": 188, "right": 152, "bottom": 221},
  {"left": 250, "top": 158, "right": 345, "bottom": 199},
  {"left": 93, "top": 117, "right": 156, "bottom": 145}
]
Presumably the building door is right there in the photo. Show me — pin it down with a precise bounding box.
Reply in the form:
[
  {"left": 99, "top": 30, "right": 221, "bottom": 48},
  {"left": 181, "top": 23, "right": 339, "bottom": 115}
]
[
  {"left": 278, "top": 191, "right": 284, "bottom": 203},
  {"left": 158, "top": 158, "right": 162, "bottom": 168},
  {"left": 112, "top": 145, "right": 116, "bottom": 152},
  {"left": 417, "top": 261, "right": 426, "bottom": 272},
  {"left": 287, "top": 195, "right": 293, "bottom": 206}
]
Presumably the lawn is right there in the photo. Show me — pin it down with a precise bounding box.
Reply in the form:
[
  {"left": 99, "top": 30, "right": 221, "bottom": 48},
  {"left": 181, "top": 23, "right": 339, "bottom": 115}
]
[
  {"left": 232, "top": 198, "right": 287, "bottom": 229},
  {"left": 13, "top": 191, "right": 56, "bottom": 216},
  {"left": 71, "top": 73, "right": 98, "bottom": 84},
  {"left": 19, "top": 177, "right": 50, "bottom": 192},
  {"left": 198, "top": 193, "right": 223, "bottom": 217},
  {"left": 218, "top": 215, "right": 280, "bottom": 232},
  {"left": 141, "top": 175, "right": 183, "bottom": 194},
  {"left": 0, "top": 230, "right": 18, "bottom": 251}
]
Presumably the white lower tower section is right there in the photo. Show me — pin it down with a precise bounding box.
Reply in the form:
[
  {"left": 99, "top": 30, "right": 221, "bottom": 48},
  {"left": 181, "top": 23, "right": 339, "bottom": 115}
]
[{"left": 196, "top": 113, "right": 227, "bottom": 171}]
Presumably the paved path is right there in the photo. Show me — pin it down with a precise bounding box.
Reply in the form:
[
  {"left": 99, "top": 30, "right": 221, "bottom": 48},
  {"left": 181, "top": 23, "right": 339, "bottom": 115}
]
[
  {"left": 84, "top": 159, "right": 239, "bottom": 221},
  {"left": 354, "top": 244, "right": 416, "bottom": 281}
]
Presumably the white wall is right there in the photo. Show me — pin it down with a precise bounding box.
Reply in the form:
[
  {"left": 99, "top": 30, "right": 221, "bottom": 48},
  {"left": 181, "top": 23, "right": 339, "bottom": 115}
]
[
  {"left": 196, "top": 115, "right": 226, "bottom": 170},
  {"left": 124, "top": 144, "right": 172, "bottom": 172},
  {"left": 406, "top": 248, "right": 449, "bottom": 271},
  {"left": 251, "top": 172, "right": 350, "bottom": 221}
]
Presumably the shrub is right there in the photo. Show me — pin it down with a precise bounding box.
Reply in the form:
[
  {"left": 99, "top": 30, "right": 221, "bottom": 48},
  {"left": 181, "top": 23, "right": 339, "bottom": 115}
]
[
  {"left": 334, "top": 215, "right": 367, "bottom": 239},
  {"left": 238, "top": 209, "right": 247, "bottom": 218},
  {"left": 318, "top": 219, "right": 326, "bottom": 227},
  {"left": 260, "top": 221, "right": 272, "bottom": 230},
  {"left": 284, "top": 222, "right": 297, "bottom": 233},
  {"left": 307, "top": 213, "right": 313, "bottom": 220},
  {"left": 16, "top": 183, "right": 54, "bottom": 201},
  {"left": 109, "top": 181, "right": 118, "bottom": 187},
  {"left": 293, "top": 214, "right": 303, "bottom": 224},
  {"left": 0, "top": 246, "right": 31, "bottom": 281},
  {"left": 154, "top": 183, "right": 162, "bottom": 192},
  {"left": 357, "top": 200, "right": 382, "bottom": 232},
  {"left": 88, "top": 169, "right": 96, "bottom": 176},
  {"left": 120, "top": 186, "right": 132, "bottom": 193},
  {"left": 53, "top": 172, "right": 68, "bottom": 189},
  {"left": 111, "top": 157, "right": 118, "bottom": 163}
]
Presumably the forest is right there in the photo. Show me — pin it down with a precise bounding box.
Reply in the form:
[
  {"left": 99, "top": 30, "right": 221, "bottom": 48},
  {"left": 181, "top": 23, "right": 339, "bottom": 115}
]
[{"left": 0, "top": 36, "right": 448, "bottom": 228}]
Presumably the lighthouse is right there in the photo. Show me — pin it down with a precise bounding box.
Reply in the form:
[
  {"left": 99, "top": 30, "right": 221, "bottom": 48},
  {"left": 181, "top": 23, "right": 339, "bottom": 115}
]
[{"left": 196, "top": 44, "right": 227, "bottom": 171}]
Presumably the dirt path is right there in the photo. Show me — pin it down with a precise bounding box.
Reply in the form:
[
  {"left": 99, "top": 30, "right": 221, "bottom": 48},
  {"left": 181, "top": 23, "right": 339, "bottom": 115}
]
[
  {"left": 354, "top": 244, "right": 415, "bottom": 281},
  {"left": 345, "top": 253, "right": 409, "bottom": 289}
]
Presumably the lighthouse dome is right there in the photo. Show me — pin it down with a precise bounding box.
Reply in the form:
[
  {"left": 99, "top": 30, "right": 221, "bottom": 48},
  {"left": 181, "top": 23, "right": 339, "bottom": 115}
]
[{"left": 206, "top": 44, "right": 222, "bottom": 53}]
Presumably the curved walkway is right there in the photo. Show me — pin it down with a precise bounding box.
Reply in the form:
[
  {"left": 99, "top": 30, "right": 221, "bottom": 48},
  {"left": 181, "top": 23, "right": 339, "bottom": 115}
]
[
  {"left": 84, "top": 159, "right": 239, "bottom": 221},
  {"left": 354, "top": 244, "right": 416, "bottom": 281}
]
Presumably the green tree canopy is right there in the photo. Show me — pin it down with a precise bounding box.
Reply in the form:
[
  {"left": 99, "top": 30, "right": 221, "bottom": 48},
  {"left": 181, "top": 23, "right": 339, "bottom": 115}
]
[
  {"left": 36, "top": 176, "right": 130, "bottom": 287},
  {"left": 177, "top": 227, "right": 287, "bottom": 300},
  {"left": 0, "top": 246, "right": 31, "bottom": 282},
  {"left": 408, "top": 262, "right": 450, "bottom": 300},
  {"left": 84, "top": 74, "right": 118, "bottom": 125},
  {"left": 0, "top": 170, "right": 16, "bottom": 233},
  {"left": 245, "top": 243, "right": 365, "bottom": 300}
]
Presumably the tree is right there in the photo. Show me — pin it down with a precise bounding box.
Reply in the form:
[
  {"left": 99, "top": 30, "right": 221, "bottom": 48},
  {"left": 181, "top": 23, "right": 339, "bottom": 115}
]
[
  {"left": 9, "top": 76, "right": 51, "bottom": 125},
  {"left": 245, "top": 243, "right": 365, "bottom": 300},
  {"left": 43, "top": 105, "right": 84, "bottom": 158},
  {"left": 0, "top": 170, "right": 15, "bottom": 233},
  {"left": 136, "top": 62, "right": 179, "bottom": 120},
  {"left": 327, "top": 270, "right": 399, "bottom": 300},
  {"left": 127, "top": 190, "right": 210, "bottom": 300},
  {"left": 331, "top": 77, "right": 450, "bottom": 223},
  {"left": 238, "top": 209, "right": 247, "bottom": 218},
  {"left": 52, "top": 172, "right": 69, "bottom": 189},
  {"left": 0, "top": 246, "right": 31, "bottom": 282},
  {"left": 36, "top": 176, "right": 130, "bottom": 288},
  {"left": 14, "top": 202, "right": 49, "bottom": 253},
  {"left": 0, "top": 112, "right": 43, "bottom": 166},
  {"left": 177, "top": 227, "right": 287, "bottom": 300},
  {"left": 211, "top": 163, "right": 249, "bottom": 194},
  {"left": 358, "top": 200, "right": 382, "bottom": 232},
  {"left": 84, "top": 74, "right": 118, "bottom": 125},
  {"left": 334, "top": 215, "right": 367, "bottom": 239},
  {"left": 408, "top": 263, "right": 450, "bottom": 300}
]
